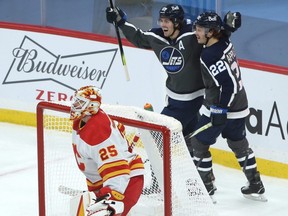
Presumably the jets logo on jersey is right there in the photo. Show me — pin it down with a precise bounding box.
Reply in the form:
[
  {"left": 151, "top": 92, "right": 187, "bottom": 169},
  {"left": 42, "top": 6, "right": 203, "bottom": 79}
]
[{"left": 160, "top": 47, "right": 184, "bottom": 74}]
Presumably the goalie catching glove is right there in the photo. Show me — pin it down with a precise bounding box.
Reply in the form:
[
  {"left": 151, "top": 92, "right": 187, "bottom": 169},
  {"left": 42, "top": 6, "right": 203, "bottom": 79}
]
[
  {"left": 70, "top": 187, "right": 124, "bottom": 216},
  {"left": 106, "top": 7, "right": 127, "bottom": 27}
]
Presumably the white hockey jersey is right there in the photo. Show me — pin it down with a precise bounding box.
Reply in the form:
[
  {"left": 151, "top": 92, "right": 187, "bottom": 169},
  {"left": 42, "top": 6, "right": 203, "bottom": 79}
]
[{"left": 71, "top": 109, "right": 145, "bottom": 194}]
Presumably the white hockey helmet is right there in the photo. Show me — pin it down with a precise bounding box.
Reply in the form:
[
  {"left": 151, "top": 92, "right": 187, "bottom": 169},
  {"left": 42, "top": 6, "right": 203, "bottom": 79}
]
[{"left": 70, "top": 85, "right": 102, "bottom": 120}]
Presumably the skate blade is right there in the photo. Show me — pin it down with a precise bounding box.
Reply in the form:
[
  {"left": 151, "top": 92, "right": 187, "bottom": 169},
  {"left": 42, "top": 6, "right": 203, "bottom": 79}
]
[
  {"left": 210, "top": 195, "right": 217, "bottom": 204},
  {"left": 243, "top": 194, "right": 268, "bottom": 202}
]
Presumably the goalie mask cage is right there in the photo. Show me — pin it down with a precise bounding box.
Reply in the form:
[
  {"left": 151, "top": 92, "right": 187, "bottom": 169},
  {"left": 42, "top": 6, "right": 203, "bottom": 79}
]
[{"left": 37, "top": 101, "right": 217, "bottom": 216}]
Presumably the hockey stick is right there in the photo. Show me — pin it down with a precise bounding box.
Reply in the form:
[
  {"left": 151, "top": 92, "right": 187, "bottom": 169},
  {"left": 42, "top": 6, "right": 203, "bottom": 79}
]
[
  {"left": 108, "top": 0, "right": 130, "bottom": 81},
  {"left": 58, "top": 185, "right": 86, "bottom": 196},
  {"left": 186, "top": 122, "right": 212, "bottom": 139},
  {"left": 143, "top": 103, "right": 212, "bottom": 139}
]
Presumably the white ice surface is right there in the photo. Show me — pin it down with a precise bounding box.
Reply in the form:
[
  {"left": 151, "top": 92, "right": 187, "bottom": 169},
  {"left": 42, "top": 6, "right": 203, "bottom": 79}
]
[{"left": 0, "top": 122, "right": 287, "bottom": 216}]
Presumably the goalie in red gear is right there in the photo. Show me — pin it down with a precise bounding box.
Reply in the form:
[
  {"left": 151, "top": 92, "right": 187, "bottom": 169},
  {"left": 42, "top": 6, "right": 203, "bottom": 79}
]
[{"left": 70, "top": 85, "right": 145, "bottom": 216}]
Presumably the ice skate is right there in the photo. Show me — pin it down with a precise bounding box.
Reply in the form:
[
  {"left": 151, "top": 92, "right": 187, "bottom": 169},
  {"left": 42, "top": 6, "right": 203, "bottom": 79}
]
[
  {"left": 199, "top": 170, "right": 217, "bottom": 204},
  {"left": 205, "top": 182, "right": 217, "bottom": 204},
  {"left": 241, "top": 172, "right": 267, "bottom": 202}
]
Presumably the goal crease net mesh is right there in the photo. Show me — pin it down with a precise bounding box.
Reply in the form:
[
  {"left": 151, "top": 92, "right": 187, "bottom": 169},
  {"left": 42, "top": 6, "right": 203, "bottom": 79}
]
[{"left": 37, "top": 101, "right": 217, "bottom": 216}]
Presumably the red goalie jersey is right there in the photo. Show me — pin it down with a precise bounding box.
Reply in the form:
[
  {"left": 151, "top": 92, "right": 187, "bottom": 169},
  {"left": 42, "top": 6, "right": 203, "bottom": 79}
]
[{"left": 70, "top": 85, "right": 144, "bottom": 216}]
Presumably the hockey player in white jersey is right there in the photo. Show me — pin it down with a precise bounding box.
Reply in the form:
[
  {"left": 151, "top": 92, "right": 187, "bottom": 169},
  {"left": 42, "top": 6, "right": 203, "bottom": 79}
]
[
  {"left": 69, "top": 85, "right": 145, "bottom": 216},
  {"left": 189, "top": 11, "right": 267, "bottom": 202}
]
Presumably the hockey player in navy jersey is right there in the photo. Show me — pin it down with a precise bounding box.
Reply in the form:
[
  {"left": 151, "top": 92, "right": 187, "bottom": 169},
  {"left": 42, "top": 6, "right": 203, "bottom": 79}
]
[
  {"left": 106, "top": 4, "right": 204, "bottom": 141},
  {"left": 189, "top": 11, "right": 266, "bottom": 202},
  {"left": 106, "top": 4, "right": 239, "bottom": 154}
]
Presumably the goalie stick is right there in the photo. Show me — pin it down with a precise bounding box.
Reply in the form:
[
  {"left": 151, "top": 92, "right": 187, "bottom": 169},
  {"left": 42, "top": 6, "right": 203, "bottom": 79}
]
[
  {"left": 59, "top": 185, "right": 114, "bottom": 200},
  {"left": 58, "top": 185, "right": 86, "bottom": 196},
  {"left": 108, "top": 0, "right": 130, "bottom": 81}
]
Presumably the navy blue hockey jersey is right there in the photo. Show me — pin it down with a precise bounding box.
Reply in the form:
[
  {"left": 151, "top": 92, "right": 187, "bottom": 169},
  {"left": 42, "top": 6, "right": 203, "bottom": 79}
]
[
  {"left": 120, "top": 21, "right": 205, "bottom": 101},
  {"left": 200, "top": 37, "right": 249, "bottom": 119}
]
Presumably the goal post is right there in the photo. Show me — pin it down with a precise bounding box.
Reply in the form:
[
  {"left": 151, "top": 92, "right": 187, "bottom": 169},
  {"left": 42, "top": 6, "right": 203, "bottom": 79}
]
[{"left": 36, "top": 101, "right": 217, "bottom": 216}]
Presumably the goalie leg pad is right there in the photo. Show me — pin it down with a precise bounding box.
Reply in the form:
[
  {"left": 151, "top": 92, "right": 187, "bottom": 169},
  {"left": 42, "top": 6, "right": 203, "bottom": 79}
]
[{"left": 70, "top": 191, "right": 96, "bottom": 216}]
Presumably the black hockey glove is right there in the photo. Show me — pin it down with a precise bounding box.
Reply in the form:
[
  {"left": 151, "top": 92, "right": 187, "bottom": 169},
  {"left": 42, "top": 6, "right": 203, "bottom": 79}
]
[
  {"left": 223, "top": 11, "right": 241, "bottom": 32},
  {"left": 106, "top": 7, "right": 127, "bottom": 27},
  {"left": 210, "top": 105, "right": 228, "bottom": 126}
]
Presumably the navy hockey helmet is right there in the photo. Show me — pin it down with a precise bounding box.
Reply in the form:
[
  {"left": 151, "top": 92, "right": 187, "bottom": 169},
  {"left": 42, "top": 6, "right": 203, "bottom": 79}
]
[
  {"left": 194, "top": 11, "right": 222, "bottom": 32},
  {"left": 159, "top": 4, "right": 184, "bottom": 24}
]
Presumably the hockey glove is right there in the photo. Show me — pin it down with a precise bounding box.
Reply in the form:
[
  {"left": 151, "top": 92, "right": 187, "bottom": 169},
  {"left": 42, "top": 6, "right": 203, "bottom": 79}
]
[
  {"left": 223, "top": 11, "right": 241, "bottom": 32},
  {"left": 210, "top": 105, "right": 228, "bottom": 126},
  {"left": 106, "top": 7, "right": 127, "bottom": 26},
  {"left": 86, "top": 187, "right": 125, "bottom": 216},
  {"left": 86, "top": 199, "right": 124, "bottom": 216}
]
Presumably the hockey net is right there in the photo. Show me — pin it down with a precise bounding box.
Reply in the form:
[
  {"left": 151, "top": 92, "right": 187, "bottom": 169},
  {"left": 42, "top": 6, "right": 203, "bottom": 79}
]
[{"left": 37, "top": 101, "right": 217, "bottom": 216}]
